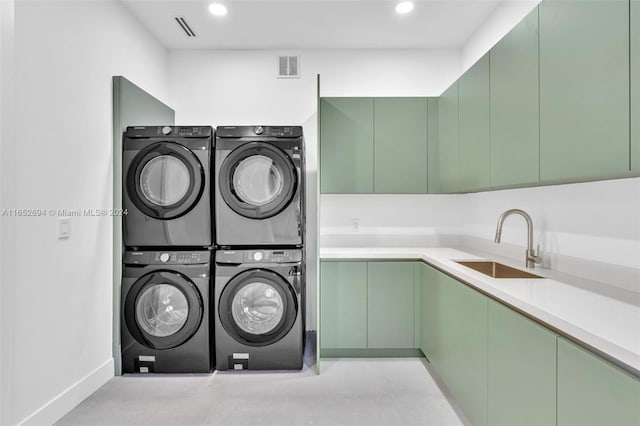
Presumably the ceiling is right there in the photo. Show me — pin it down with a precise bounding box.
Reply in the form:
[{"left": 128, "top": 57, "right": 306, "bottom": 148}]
[{"left": 120, "top": 0, "right": 503, "bottom": 50}]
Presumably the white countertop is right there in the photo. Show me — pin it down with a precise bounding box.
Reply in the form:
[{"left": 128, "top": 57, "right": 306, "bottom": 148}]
[{"left": 320, "top": 246, "right": 640, "bottom": 377}]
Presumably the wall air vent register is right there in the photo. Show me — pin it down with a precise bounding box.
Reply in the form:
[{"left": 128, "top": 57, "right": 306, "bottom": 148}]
[{"left": 278, "top": 56, "right": 300, "bottom": 79}]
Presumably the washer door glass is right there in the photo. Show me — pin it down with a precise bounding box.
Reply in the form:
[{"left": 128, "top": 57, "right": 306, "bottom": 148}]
[
  {"left": 140, "top": 155, "right": 191, "bottom": 207},
  {"left": 136, "top": 283, "right": 189, "bottom": 337},
  {"left": 232, "top": 155, "right": 284, "bottom": 207},
  {"left": 231, "top": 281, "right": 284, "bottom": 335}
]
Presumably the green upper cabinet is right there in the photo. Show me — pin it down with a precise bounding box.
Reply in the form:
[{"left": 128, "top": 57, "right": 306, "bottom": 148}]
[
  {"left": 448, "top": 280, "right": 488, "bottom": 426},
  {"left": 367, "top": 262, "right": 417, "bottom": 348},
  {"left": 427, "top": 98, "right": 441, "bottom": 193},
  {"left": 373, "top": 98, "right": 429, "bottom": 193},
  {"left": 557, "top": 338, "right": 640, "bottom": 426},
  {"left": 487, "top": 301, "right": 557, "bottom": 426},
  {"left": 458, "top": 54, "right": 491, "bottom": 191},
  {"left": 319, "top": 261, "right": 368, "bottom": 349},
  {"left": 632, "top": 0, "right": 640, "bottom": 172},
  {"left": 539, "top": 0, "right": 630, "bottom": 181},
  {"left": 490, "top": 8, "right": 540, "bottom": 187},
  {"left": 439, "top": 83, "right": 460, "bottom": 193},
  {"left": 320, "top": 98, "right": 374, "bottom": 193}
]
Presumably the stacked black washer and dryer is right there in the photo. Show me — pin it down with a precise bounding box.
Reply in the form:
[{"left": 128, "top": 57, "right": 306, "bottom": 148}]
[
  {"left": 121, "top": 125, "right": 215, "bottom": 374},
  {"left": 120, "top": 124, "right": 306, "bottom": 374},
  {"left": 214, "top": 125, "right": 306, "bottom": 371}
]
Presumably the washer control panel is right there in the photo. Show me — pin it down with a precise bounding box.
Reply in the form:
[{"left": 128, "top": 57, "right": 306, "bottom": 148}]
[
  {"left": 123, "top": 251, "right": 210, "bottom": 265},
  {"left": 216, "top": 249, "right": 303, "bottom": 264}
]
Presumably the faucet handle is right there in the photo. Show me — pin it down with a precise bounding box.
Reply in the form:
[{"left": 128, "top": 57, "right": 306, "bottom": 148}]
[{"left": 534, "top": 244, "right": 543, "bottom": 264}]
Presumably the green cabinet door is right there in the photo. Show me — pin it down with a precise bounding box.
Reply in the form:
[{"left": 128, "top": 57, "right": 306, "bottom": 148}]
[
  {"left": 557, "top": 338, "right": 640, "bottom": 426},
  {"left": 373, "top": 98, "right": 429, "bottom": 193},
  {"left": 367, "top": 262, "right": 416, "bottom": 348},
  {"left": 421, "top": 265, "right": 452, "bottom": 385},
  {"left": 487, "top": 301, "right": 557, "bottom": 426},
  {"left": 458, "top": 54, "right": 491, "bottom": 191},
  {"left": 427, "top": 97, "right": 441, "bottom": 193},
  {"left": 449, "top": 280, "right": 488, "bottom": 426},
  {"left": 320, "top": 98, "right": 374, "bottom": 193},
  {"left": 490, "top": 8, "right": 540, "bottom": 187},
  {"left": 439, "top": 83, "right": 460, "bottom": 193},
  {"left": 539, "top": 0, "right": 630, "bottom": 181},
  {"left": 632, "top": 0, "right": 640, "bottom": 172},
  {"left": 319, "top": 261, "right": 368, "bottom": 349}
]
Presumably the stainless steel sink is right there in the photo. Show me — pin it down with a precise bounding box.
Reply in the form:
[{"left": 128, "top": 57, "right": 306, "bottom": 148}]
[{"left": 455, "top": 260, "right": 543, "bottom": 279}]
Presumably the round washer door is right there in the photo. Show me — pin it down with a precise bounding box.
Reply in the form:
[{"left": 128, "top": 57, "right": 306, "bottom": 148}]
[
  {"left": 125, "top": 271, "right": 203, "bottom": 350},
  {"left": 127, "top": 142, "right": 205, "bottom": 219},
  {"left": 219, "top": 269, "right": 297, "bottom": 347},
  {"left": 219, "top": 142, "right": 297, "bottom": 219}
]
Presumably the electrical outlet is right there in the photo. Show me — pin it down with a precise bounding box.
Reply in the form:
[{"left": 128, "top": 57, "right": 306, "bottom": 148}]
[
  {"left": 351, "top": 218, "right": 360, "bottom": 233},
  {"left": 57, "top": 217, "right": 70, "bottom": 239}
]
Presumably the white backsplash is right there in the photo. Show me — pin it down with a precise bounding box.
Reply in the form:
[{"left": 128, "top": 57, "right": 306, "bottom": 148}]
[{"left": 320, "top": 177, "right": 640, "bottom": 292}]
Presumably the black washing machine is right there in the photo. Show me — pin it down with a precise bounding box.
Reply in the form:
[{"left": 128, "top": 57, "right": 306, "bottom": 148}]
[
  {"left": 121, "top": 250, "right": 212, "bottom": 373},
  {"left": 123, "top": 126, "right": 213, "bottom": 248},
  {"left": 214, "top": 249, "right": 304, "bottom": 370},
  {"left": 215, "top": 126, "right": 304, "bottom": 247}
]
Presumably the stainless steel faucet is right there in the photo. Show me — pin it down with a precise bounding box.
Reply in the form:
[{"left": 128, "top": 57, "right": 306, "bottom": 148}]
[{"left": 494, "top": 209, "right": 543, "bottom": 268}]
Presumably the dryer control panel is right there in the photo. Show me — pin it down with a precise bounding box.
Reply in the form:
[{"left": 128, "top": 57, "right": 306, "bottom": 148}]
[
  {"left": 216, "top": 125, "right": 303, "bottom": 138},
  {"left": 123, "top": 250, "right": 211, "bottom": 265},
  {"left": 216, "top": 249, "right": 303, "bottom": 264}
]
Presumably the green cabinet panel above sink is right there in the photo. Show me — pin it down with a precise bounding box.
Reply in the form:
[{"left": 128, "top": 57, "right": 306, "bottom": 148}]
[
  {"left": 490, "top": 7, "right": 540, "bottom": 187},
  {"left": 438, "top": 83, "right": 460, "bottom": 193},
  {"left": 373, "top": 98, "right": 429, "bottom": 194},
  {"left": 539, "top": 0, "right": 630, "bottom": 181},
  {"left": 458, "top": 53, "right": 491, "bottom": 191}
]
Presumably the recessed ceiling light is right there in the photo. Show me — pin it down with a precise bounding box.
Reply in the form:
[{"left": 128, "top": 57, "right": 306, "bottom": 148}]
[
  {"left": 208, "top": 3, "right": 227, "bottom": 16},
  {"left": 395, "top": 1, "right": 414, "bottom": 14}
]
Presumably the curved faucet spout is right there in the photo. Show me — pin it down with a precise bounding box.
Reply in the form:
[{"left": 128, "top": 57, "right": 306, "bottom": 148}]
[{"left": 494, "top": 209, "right": 542, "bottom": 268}]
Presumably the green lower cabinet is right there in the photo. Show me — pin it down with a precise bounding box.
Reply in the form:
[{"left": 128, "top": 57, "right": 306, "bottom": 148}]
[
  {"left": 320, "top": 261, "right": 419, "bottom": 355},
  {"left": 367, "top": 262, "right": 417, "bottom": 348},
  {"left": 557, "top": 338, "right": 640, "bottom": 426},
  {"left": 421, "top": 265, "right": 451, "bottom": 385},
  {"left": 487, "top": 301, "right": 557, "bottom": 426},
  {"left": 449, "top": 280, "right": 488, "bottom": 426},
  {"left": 319, "top": 261, "right": 368, "bottom": 349}
]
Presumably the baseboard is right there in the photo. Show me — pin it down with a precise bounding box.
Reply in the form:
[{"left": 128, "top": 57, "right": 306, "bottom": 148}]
[
  {"left": 17, "top": 358, "right": 114, "bottom": 426},
  {"left": 320, "top": 348, "right": 423, "bottom": 358}
]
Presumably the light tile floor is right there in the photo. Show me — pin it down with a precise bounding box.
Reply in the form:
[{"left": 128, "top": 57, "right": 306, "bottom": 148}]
[{"left": 56, "top": 358, "right": 465, "bottom": 426}]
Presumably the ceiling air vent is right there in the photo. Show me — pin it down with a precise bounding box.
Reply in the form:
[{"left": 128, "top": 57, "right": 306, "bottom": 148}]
[
  {"left": 175, "top": 17, "right": 196, "bottom": 37},
  {"left": 277, "top": 56, "right": 300, "bottom": 79}
]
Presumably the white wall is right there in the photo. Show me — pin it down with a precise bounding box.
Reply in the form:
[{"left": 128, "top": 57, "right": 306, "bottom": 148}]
[
  {"left": 169, "top": 48, "right": 462, "bottom": 330},
  {"left": 320, "top": 194, "right": 464, "bottom": 246},
  {"left": 462, "top": 0, "right": 540, "bottom": 72},
  {"left": 0, "top": 1, "right": 17, "bottom": 424},
  {"left": 462, "top": 178, "right": 640, "bottom": 271},
  {"left": 9, "top": 1, "right": 170, "bottom": 424}
]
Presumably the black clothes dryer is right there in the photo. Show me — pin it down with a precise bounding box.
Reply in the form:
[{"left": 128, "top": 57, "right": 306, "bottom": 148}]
[
  {"left": 214, "top": 249, "right": 304, "bottom": 370},
  {"left": 123, "top": 126, "right": 213, "bottom": 248},
  {"left": 121, "top": 250, "right": 212, "bottom": 373},
  {"left": 215, "top": 126, "right": 304, "bottom": 247}
]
